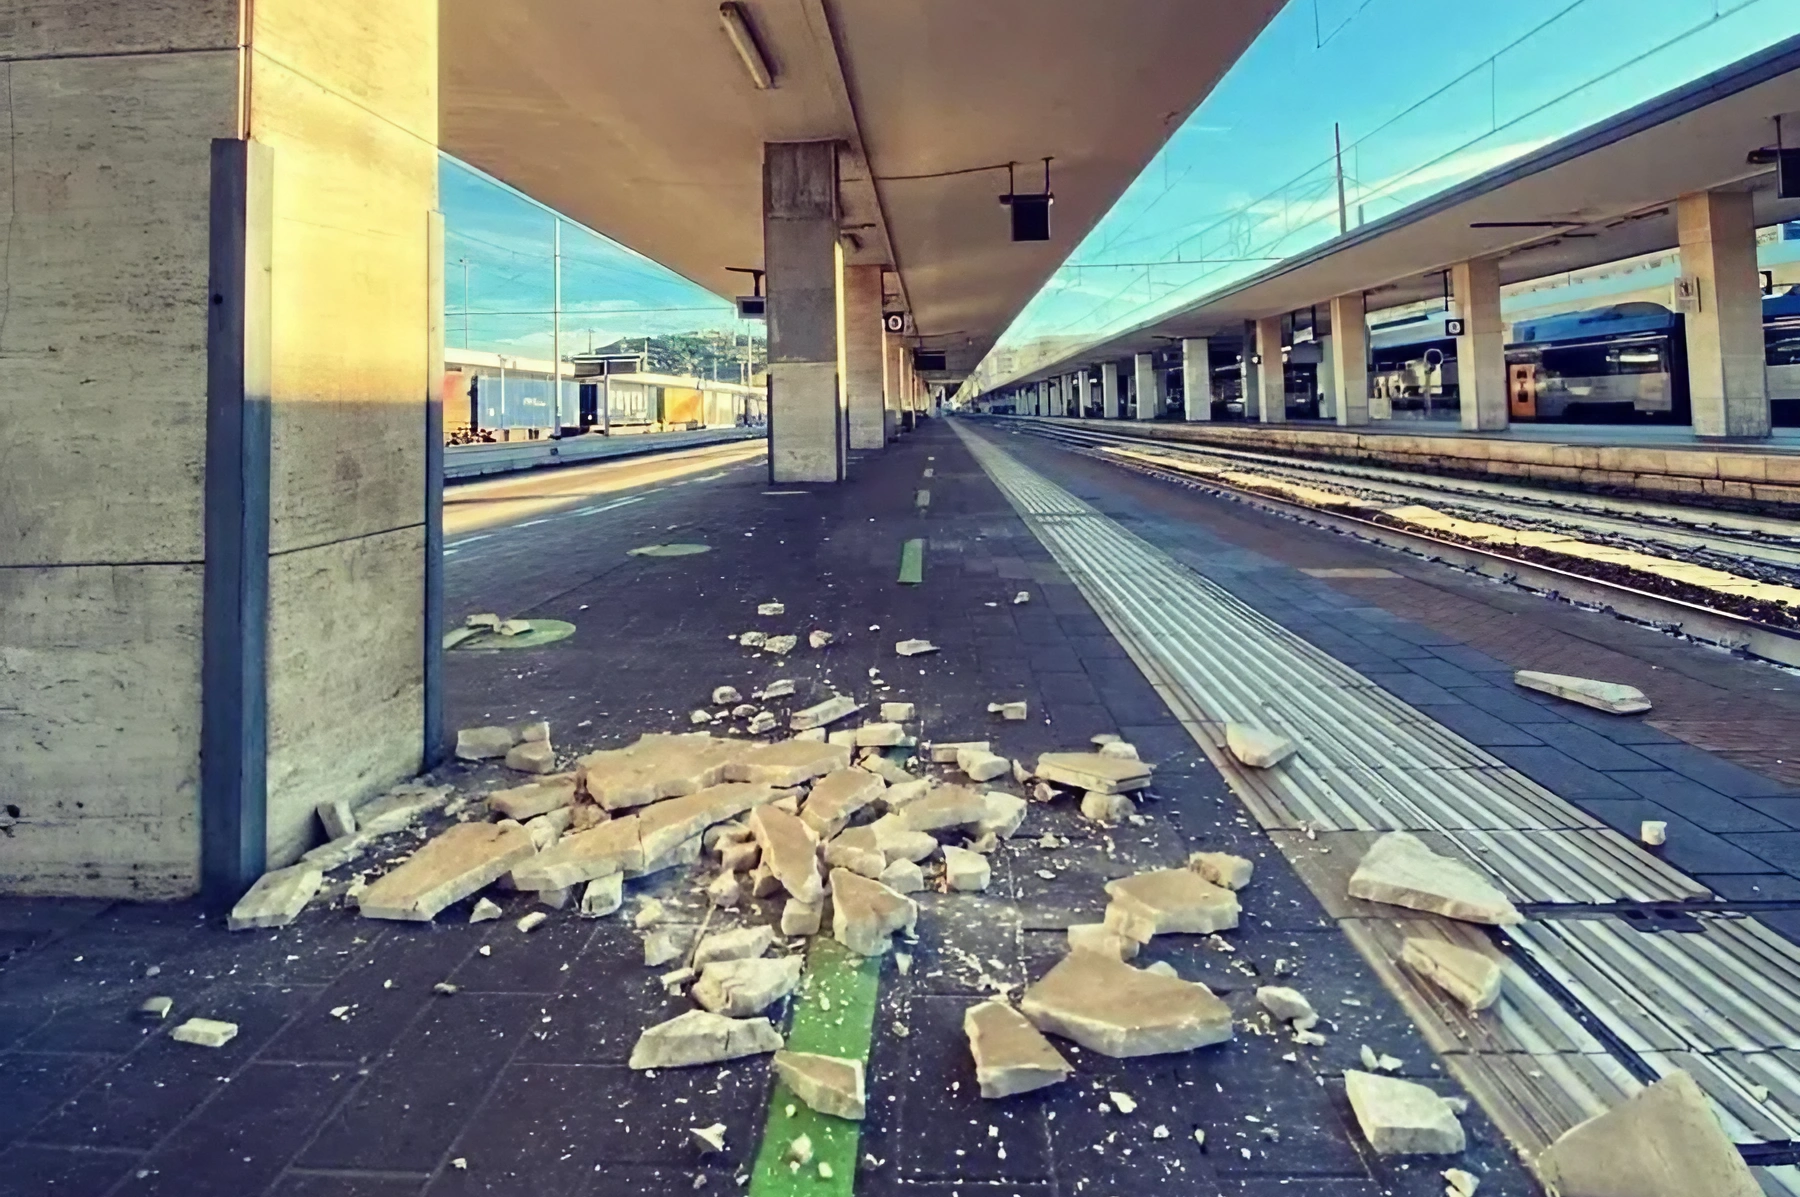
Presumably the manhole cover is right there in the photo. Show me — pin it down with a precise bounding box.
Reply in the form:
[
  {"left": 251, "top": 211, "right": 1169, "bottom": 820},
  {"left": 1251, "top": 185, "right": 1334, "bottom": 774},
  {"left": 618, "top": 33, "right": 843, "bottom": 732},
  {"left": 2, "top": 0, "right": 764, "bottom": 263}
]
[
  {"left": 448, "top": 619, "right": 577, "bottom": 651},
  {"left": 628, "top": 543, "right": 711, "bottom": 557}
]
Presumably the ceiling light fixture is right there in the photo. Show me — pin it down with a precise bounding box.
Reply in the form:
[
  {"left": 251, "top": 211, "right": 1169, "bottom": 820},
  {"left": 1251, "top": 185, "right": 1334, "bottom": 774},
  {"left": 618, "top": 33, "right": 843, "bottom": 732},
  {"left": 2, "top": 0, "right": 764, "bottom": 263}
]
[{"left": 719, "top": 3, "right": 774, "bottom": 90}]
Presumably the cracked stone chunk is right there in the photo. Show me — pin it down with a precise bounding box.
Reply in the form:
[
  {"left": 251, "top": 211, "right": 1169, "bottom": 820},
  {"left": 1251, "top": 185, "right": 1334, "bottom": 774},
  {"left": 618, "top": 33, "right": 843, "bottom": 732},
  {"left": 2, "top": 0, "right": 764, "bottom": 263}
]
[
  {"left": 975, "top": 791, "right": 1028, "bottom": 840},
  {"left": 748, "top": 711, "right": 778, "bottom": 735},
  {"left": 829, "top": 868, "right": 919, "bottom": 956},
  {"left": 1098, "top": 745, "right": 1139, "bottom": 765},
  {"left": 964, "top": 1000, "right": 1070, "bottom": 1098},
  {"left": 170, "top": 1017, "right": 239, "bottom": 1048},
  {"left": 822, "top": 827, "right": 888, "bottom": 878},
  {"left": 580, "top": 874, "right": 624, "bottom": 918},
  {"left": 1641, "top": 820, "right": 1668, "bottom": 846},
  {"left": 707, "top": 871, "right": 742, "bottom": 909},
  {"left": 628, "top": 1009, "right": 784, "bottom": 1070},
  {"left": 575, "top": 733, "right": 747, "bottom": 812},
  {"left": 855, "top": 722, "right": 906, "bottom": 747},
  {"left": 691, "top": 1123, "right": 728, "bottom": 1154},
  {"left": 750, "top": 806, "right": 823, "bottom": 904},
  {"left": 505, "top": 739, "right": 557, "bottom": 774},
  {"left": 1444, "top": 1168, "right": 1479, "bottom": 1197},
  {"left": 524, "top": 815, "right": 563, "bottom": 852},
  {"left": 511, "top": 815, "right": 644, "bottom": 891},
  {"left": 1400, "top": 938, "right": 1503, "bottom": 1013},
  {"left": 637, "top": 783, "right": 782, "bottom": 867},
  {"left": 775, "top": 1051, "right": 867, "bottom": 1120},
  {"left": 1031, "top": 781, "right": 1056, "bottom": 803},
  {"left": 138, "top": 996, "right": 174, "bottom": 1021},
  {"left": 359, "top": 823, "right": 536, "bottom": 922},
  {"left": 801, "top": 769, "right": 887, "bottom": 839},
  {"left": 880, "top": 702, "right": 915, "bottom": 722},
  {"left": 690, "top": 710, "right": 712, "bottom": 725},
  {"left": 486, "top": 776, "right": 578, "bottom": 821},
  {"left": 455, "top": 725, "right": 516, "bottom": 761},
  {"left": 859, "top": 754, "right": 913, "bottom": 785},
  {"left": 894, "top": 639, "right": 938, "bottom": 656},
  {"left": 879, "top": 858, "right": 926, "bottom": 893},
  {"left": 730, "top": 740, "right": 852, "bottom": 787},
  {"left": 987, "top": 701, "right": 1028, "bottom": 721},
  {"left": 809, "top": 629, "right": 833, "bottom": 649},
  {"left": 317, "top": 797, "right": 357, "bottom": 840},
  {"left": 1225, "top": 722, "right": 1296, "bottom": 769},
  {"left": 1020, "top": 951, "right": 1233, "bottom": 1058},
  {"left": 693, "top": 955, "right": 804, "bottom": 1017},
  {"left": 868, "top": 817, "right": 939, "bottom": 864},
  {"left": 762, "top": 634, "right": 798, "bottom": 655},
  {"left": 781, "top": 898, "right": 823, "bottom": 937},
  {"left": 1081, "top": 790, "right": 1136, "bottom": 825},
  {"left": 517, "top": 910, "right": 549, "bottom": 932},
  {"left": 1187, "top": 851, "right": 1254, "bottom": 891},
  {"left": 643, "top": 927, "right": 692, "bottom": 967},
  {"left": 1102, "top": 870, "right": 1240, "bottom": 943},
  {"left": 930, "top": 741, "right": 989, "bottom": 764},
  {"left": 1513, "top": 670, "right": 1651, "bottom": 715},
  {"left": 790, "top": 695, "right": 863, "bottom": 731},
  {"left": 693, "top": 925, "right": 778, "bottom": 968},
  {"left": 898, "top": 784, "right": 988, "bottom": 833},
  {"left": 713, "top": 685, "right": 743, "bottom": 705},
  {"left": 719, "top": 840, "right": 761, "bottom": 873},
  {"left": 227, "top": 864, "right": 323, "bottom": 931},
  {"left": 1034, "top": 752, "right": 1153, "bottom": 795},
  {"left": 1257, "top": 986, "right": 1317, "bottom": 1025},
  {"left": 465, "top": 612, "right": 502, "bottom": 630},
  {"left": 635, "top": 832, "right": 702, "bottom": 878},
  {"left": 1344, "top": 1070, "right": 1466, "bottom": 1155},
  {"left": 880, "top": 778, "right": 932, "bottom": 811},
  {"left": 1535, "top": 1070, "right": 1759, "bottom": 1197},
  {"left": 759, "top": 679, "right": 796, "bottom": 700},
  {"left": 1348, "top": 833, "right": 1522, "bottom": 925},
  {"left": 1066, "top": 923, "right": 1139, "bottom": 961},
  {"left": 470, "top": 897, "right": 503, "bottom": 923},
  {"left": 942, "top": 845, "right": 991, "bottom": 892},
  {"left": 739, "top": 631, "right": 766, "bottom": 647},
  {"left": 731, "top": 704, "right": 758, "bottom": 719},
  {"left": 357, "top": 785, "right": 455, "bottom": 837}
]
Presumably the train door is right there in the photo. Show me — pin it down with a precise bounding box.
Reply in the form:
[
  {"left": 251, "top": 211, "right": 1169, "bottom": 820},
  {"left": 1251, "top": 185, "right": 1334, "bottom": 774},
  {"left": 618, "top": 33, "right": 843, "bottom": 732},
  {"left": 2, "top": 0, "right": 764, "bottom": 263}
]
[
  {"left": 1509, "top": 362, "right": 1538, "bottom": 420},
  {"left": 579, "top": 383, "right": 599, "bottom": 428}
]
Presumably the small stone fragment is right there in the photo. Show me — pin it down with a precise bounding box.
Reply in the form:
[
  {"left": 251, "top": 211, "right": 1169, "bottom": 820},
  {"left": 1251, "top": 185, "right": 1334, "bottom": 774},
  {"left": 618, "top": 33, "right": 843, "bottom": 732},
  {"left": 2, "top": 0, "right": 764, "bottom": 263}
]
[
  {"left": 628, "top": 1009, "right": 784, "bottom": 1070},
  {"left": 1013, "top": 590, "right": 1030, "bottom": 604},
  {"left": 975, "top": 791, "right": 1028, "bottom": 840},
  {"left": 516, "top": 911, "right": 548, "bottom": 933},
  {"left": 809, "top": 629, "right": 833, "bottom": 649},
  {"left": 774, "top": 1051, "right": 867, "bottom": 1120},
  {"left": 880, "top": 777, "right": 932, "bottom": 811},
  {"left": 756, "top": 602, "right": 784, "bottom": 617},
  {"left": 693, "top": 955, "right": 804, "bottom": 1016},
  {"left": 880, "top": 702, "right": 915, "bottom": 722},
  {"left": 1400, "top": 937, "right": 1503, "bottom": 1012},
  {"left": 855, "top": 722, "right": 906, "bottom": 747},
  {"left": 1067, "top": 923, "right": 1139, "bottom": 960},
  {"left": 731, "top": 703, "right": 757, "bottom": 719},
  {"left": 781, "top": 898, "right": 823, "bottom": 937},
  {"left": 800, "top": 769, "right": 886, "bottom": 839},
  {"left": 1513, "top": 670, "right": 1651, "bottom": 714},
  {"left": 1641, "top": 820, "right": 1668, "bottom": 847},
  {"left": 964, "top": 1000, "right": 1071, "bottom": 1097},
  {"left": 789, "top": 695, "right": 862, "bottom": 732},
  {"left": 1443, "top": 1168, "right": 1480, "bottom": 1197},
  {"left": 713, "top": 686, "right": 743, "bottom": 706},
  {"left": 505, "top": 739, "right": 557, "bottom": 775},
  {"left": 748, "top": 711, "right": 778, "bottom": 735},
  {"left": 1347, "top": 832, "right": 1522, "bottom": 925},
  {"left": 1103, "top": 869, "right": 1240, "bottom": 942},
  {"left": 317, "top": 797, "right": 358, "bottom": 840},
  {"left": 894, "top": 639, "right": 938, "bottom": 656},
  {"left": 661, "top": 967, "right": 696, "bottom": 993},
  {"left": 1031, "top": 781, "right": 1056, "bottom": 802},
  {"left": 929, "top": 741, "right": 989, "bottom": 764},
  {"left": 787, "top": 1134, "right": 814, "bottom": 1165},
  {"left": 1225, "top": 722, "right": 1296, "bottom": 769},
  {"left": 942, "top": 845, "right": 991, "bottom": 892},
  {"left": 829, "top": 868, "right": 919, "bottom": 956},
  {"left": 228, "top": 864, "right": 324, "bottom": 931},
  {"left": 690, "top": 709, "right": 712, "bottom": 725},
  {"left": 822, "top": 827, "right": 888, "bottom": 878},
  {"left": 486, "top": 776, "right": 577, "bottom": 821},
  {"left": 138, "top": 996, "right": 174, "bottom": 1021},
  {"left": 762, "top": 635, "right": 798, "bottom": 655},
  {"left": 879, "top": 858, "right": 926, "bottom": 893},
  {"left": 536, "top": 885, "right": 571, "bottom": 910},
  {"left": 759, "top": 680, "right": 796, "bottom": 700},
  {"left": 987, "top": 700, "right": 1028, "bottom": 721},
  {"left": 1081, "top": 790, "right": 1136, "bottom": 824},
  {"left": 1187, "top": 851, "right": 1254, "bottom": 891},
  {"left": 1344, "top": 1070, "right": 1465, "bottom": 1155},
  {"left": 1534, "top": 1070, "right": 1759, "bottom": 1197},
  {"left": 707, "top": 871, "right": 742, "bottom": 909},
  {"left": 170, "top": 1017, "right": 239, "bottom": 1048},
  {"left": 456, "top": 725, "right": 516, "bottom": 761},
  {"left": 739, "top": 631, "right": 766, "bottom": 647},
  {"left": 1098, "top": 742, "right": 1139, "bottom": 762},
  {"left": 1257, "top": 986, "right": 1317, "bottom": 1025},
  {"left": 956, "top": 747, "right": 1011, "bottom": 783},
  {"left": 465, "top": 612, "right": 502, "bottom": 630},
  {"left": 867, "top": 817, "right": 938, "bottom": 864},
  {"left": 635, "top": 899, "right": 666, "bottom": 929},
  {"left": 692, "top": 925, "right": 777, "bottom": 968},
  {"left": 470, "top": 897, "right": 504, "bottom": 923},
  {"left": 898, "top": 784, "right": 987, "bottom": 833},
  {"left": 1020, "top": 952, "right": 1233, "bottom": 1057},
  {"left": 433, "top": 982, "right": 459, "bottom": 995},
  {"left": 691, "top": 1123, "right": 728, "bottom": 1154}
]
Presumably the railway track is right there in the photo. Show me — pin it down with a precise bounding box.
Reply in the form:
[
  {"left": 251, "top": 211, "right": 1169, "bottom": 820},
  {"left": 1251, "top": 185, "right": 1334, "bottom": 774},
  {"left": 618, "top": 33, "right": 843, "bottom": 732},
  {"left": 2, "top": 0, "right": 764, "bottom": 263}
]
[{"left": 996, "top": 417, "right": 1800, "bottom": 670}]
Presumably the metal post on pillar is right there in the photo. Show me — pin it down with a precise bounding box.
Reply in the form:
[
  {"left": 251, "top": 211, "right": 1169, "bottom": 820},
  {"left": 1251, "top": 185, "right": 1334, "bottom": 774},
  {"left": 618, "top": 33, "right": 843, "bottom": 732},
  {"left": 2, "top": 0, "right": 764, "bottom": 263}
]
[
  {"left": 1101, "top": 361, "right": 1120, "bottom": 418},
  {"left": 424, "top": 210, "right": 447, "bottom": 770},
  {"left": 1452, "top": 257, "right": 1508, "bottom": 432},
  {"left": 1329, "top": 293, "right": 1370, "bottom": 426},
  {"left": 1678, "top": 189, "right": 1771, "bottom": 438},
  {"left": 1182, "top": 338, "right": 1211, "bottom": 421},
  {"left": 1255, "top": 316, "right": 1285, "bottom": 424},
  {"left": 764, "top": 140, "right": 844, "bottom": 481}
]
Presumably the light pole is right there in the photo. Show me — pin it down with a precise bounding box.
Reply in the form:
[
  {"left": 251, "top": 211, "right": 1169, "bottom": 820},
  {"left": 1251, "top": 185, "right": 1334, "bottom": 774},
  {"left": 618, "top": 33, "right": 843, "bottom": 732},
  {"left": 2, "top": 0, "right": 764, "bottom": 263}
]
[
  {"left": 460, "top": 258, "right": 471, "bottom": 348},
  {"left": 550, "top": 218, "right": 563, "bottom": 435}
]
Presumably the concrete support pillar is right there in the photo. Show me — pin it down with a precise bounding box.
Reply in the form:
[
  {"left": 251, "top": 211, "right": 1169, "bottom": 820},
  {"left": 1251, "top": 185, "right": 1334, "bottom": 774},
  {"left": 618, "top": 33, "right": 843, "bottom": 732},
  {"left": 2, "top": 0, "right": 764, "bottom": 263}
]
[
  {"left": 1182, "top": 338, "right": 1212, "bottom": 421},
  {"left": 1076, "top": 371, "right": 1093, "bottom": 417},
  {"left": 1101, "top": 362, "right": 1121, "bottom": 418},
  {"left": 1134, "top": 353, "right": 1160, "bottom": 421},
  {"left": 1452, "top": 257, "right": 1508, "bottom": 432},
  {"left": 765, "top": 141, "right": 844, "bottom": 479},
  {"left": 842, "top": 264, "right": 885, "bottom": 451},
  {"left": 1329, "top": 293, "right": 1370, "bottom": 426},
  {"left": 1255, "top": 316, "right": 1286, "bottom": 424},
  {"left": 1679, "top": 190, "right": 1771, "bottom": 438},
  {"left": 881, "top": 330, "right": 900, "bottom": 440},
  {"left": 1, "top": 0, "right": 440, "bottom": 899}
]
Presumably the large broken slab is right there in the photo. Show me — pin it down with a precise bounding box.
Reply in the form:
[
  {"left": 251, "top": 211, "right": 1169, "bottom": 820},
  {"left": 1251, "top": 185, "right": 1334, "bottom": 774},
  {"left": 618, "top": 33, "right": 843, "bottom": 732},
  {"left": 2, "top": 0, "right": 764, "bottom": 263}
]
[
  {"left": 692, "top": 925, "right": 778, "bottom": 968},
  {"left": 964, "top": 1000, "right": 1072, "bottom": 1098},
  {"left": 1102, "top": 870, "right": 1241, "bottom": 942},
  {"left": 1347, "top": 833, "right": 1522, "bottom": 925},
  {"left": 638, "top": 783, "right": 780, "bottom": 866},
  {"left": 692, "top": 956, "right": 804, "bottom": 1017},
  {"left": 943, "top": 845, "right": 991, "bottom": 892},
  {"left": 829, "top": 868, "right": 918, "bottom": 956},
  {"left": 227, "top": 864, "right": 323, "bottom": 931},
  {"left": 628, "top": 1009, "right": 784, "bottom": 1070},
  {"left": 575, "top": 733, "right": 747, "bottom": 811},
  {"left": 1400, "top": 937, "right": 1503, "bottom": 1012},
  {"left": 455, "top": 725, "right": 515, "bottom": 761},
  {"left": 868, "top": 816, "right": 938, "bottom": 863},
  {"left": 800, "top": 769, "right": 886, "bottom": 839},
  {"left": 1033, "top": 752, "right": 1153, "bottom": 795},
  {"left": 358, "top": 822, "right": 535, "bottom": 922},
  {"left": 511, "top": 815, "right": 644, "bottom": 891},
  {"left": 729, "top": 740, "right": 852, "bottom": 787},
  {"left": 774, "top": 1051, "right": 867, "bottom": 1120},
  {"left": 974, "top": 791, "right": 1027, "bottom": 840},
  {"left": 1224, "top": 722, "right": 1296, "bottom": 769},
  {"left": 897, "top": 784, "right": 987, "bottom": 834},
  {"left": 1534, "top": 1070, "right": 1760, "bottom": 1197},
  {"left": 1513, "top": 670, "right": 1651, "bottom": 715},
  {"left": 1020, "top": 951, "right": 1233, "bottom": 1057},
  {"left": 1344, "top": 1069, "right": 1466, "bottom": 1155},
  {"left": 1067, "top": 923, "right": 1139, "bottom": 961},
  {"left": 749, "top": 805, "right": 823, "bottom": 904},
  {"left": 486, "top": 775, "right": 578, "bottom": 821},
  {"left": 822, "top": 827, "right": 887, "bottom": 878}
]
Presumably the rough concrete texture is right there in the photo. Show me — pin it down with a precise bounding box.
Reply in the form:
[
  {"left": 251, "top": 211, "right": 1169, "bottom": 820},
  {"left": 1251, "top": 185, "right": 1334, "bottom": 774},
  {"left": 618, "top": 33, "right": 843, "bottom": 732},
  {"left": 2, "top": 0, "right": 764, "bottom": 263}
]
[
  {"left": 869, "top": 817, "right": 939, "bottom": 863},
  {"left": 1080, "top": 790, "right": 1136, "bottom": 824},
  {"left": 1034, "top": 751, "right": 1153, "bottom": 794},
  {"left": 170, "top": 1018, "right": 240, "bottom": 1048},
  {"left": 1348, "top": 832, "right": 1523, "bottom": 925},
  {"left": 1225, "top": 722, "right": 1297, "bottom": 769},
  {"left": 975, "top": 791, "right": 1028, "bottom": 839},
  {"left": 456, "top": 726, "right": 515, "bottom": 760},
  {"left": 822, "top": 827, "right": 887, "bottom": 878},
  {"left": 504, "top": 739, "right": 556, "bottom": 774},
  {"left": 942, "top": 844, "right": 991, "bottom": 892},
  {"left": 731, "top": 739, "right": 852, "bottom": 787},
  {"left": 1067, "top": 923, "right": 1140, "bottom": 960},
  {"left": 317, "top": 797, "right": 357, "bottom": 840},
  {"left": 931, "top": 741, "right": 989, "bottom": 764},
  {"left": 1534, "top": 1070, "right": 1761, "bottom": 1197},
  {"left": 510, "top": 815, "right": 644, "bottom": 891},
  {"left": 636, "top": 783, "right": 779, "bottom": 866},
  {"left": 957, "top": 747, "right": 1012, "bottom": 783},
  {"left": 357, "top": 822, "right": 535, "bottom": 922},
  {"left": 486, "top": 775, "right": 577, "bottom": 821},
  {"left": 781, "top": 898, "right": 823, "bottom": 936},
  {"left": 790, "top": 695, "right": 861, "bottom": 731},
  {"left": 774, "top": 1051, "right": 867, "bottom": 1120},
  {"left": 692, "top": 955, "right": 804, "bottom": 1017},
  {"left": 692, "top": 925, "right": 777, "bottom": 968},
  {"left": 881, "top": 777, "right": 933, "bottom": 810},
  {"left": 1344, "top": 1069, "right": 1467, "bottom": 1155},
  {"left": 627, "top": 1009, "right": 784, "bottom": 1070},
  {"left": 1102, "top": 869, "right": 1241, "bottom": 942},
  {"left": 1513, "top": 670, "right": 1652, "bottom": 715},
  {"left": 964, "top": 1000, "right": 1073, "bottom": 1099},
  {"left": 1020, "top": 951, "right": 1233, "bottom": 1058},
  {"left": 706, "top": 871, "right": 742, "bottom": 908},
  {"left": 227, "top": 863, "right": 323, "bottom": 931},
  {"left": 719, "top": 839, "right": 760, "bottom": 873},
  {"left": 829, "top": 867, "right": 919, "bottom": 956},
  {"left": 855, "top": 721, "right": 905, "bottom": 747},
  {"left": 749, "top": 805, "right": 823, "bottom": 904},
  {"left": 1187, "top": 850, "right": 1254, "bottom": 890},
  {"left": 897, "top": 784, "right": 987, "bottom": 833},
  {"left": 575, "top": 733, "right": 745, "bottom": 811},
  {"left": 800, "top": 768, "right": 885, "bottom": 839},
  {"left": 880, "top": 702, "right": 915, "bottom": 721},
  {"left": 1400, "top": 937, "right": 1504, "bottom": 1012},
  {"left": 879, "top": 858, "right": 926, "bottom": 893}
]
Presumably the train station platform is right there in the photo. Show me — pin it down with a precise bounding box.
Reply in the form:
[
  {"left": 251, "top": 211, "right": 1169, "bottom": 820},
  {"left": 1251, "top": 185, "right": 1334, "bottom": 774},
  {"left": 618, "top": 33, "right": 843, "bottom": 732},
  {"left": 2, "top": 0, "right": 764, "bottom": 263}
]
[
  {"left": 4, "top": 419, "right": 1799, "bottom": 1197},
  {"left": 1019, "top": 416, "right": 1800, "bottom": 515}
]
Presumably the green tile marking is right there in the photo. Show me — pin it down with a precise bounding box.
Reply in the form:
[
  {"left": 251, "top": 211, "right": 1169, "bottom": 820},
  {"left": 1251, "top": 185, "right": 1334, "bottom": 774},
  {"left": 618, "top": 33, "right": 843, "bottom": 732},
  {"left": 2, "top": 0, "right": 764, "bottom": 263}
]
[
  {"left": 897, "top": 538, "right": 924, "bottom": 585},
  {"left": 748, "top": 938, "right": 883, "bottom": 1196}
]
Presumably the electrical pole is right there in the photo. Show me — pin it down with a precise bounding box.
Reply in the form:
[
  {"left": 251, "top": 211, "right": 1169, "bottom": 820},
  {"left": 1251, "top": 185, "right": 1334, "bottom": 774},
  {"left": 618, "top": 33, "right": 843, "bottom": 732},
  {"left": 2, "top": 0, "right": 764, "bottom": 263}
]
[
  {"left": 550, "top": 218, "right": 563, "bottom": 434},
  {"left": 460, "top": 258, "right": 471, "bottom": 348},
  {"left": 1334, "top": 123, "right": 1349, "bottom": 237}
]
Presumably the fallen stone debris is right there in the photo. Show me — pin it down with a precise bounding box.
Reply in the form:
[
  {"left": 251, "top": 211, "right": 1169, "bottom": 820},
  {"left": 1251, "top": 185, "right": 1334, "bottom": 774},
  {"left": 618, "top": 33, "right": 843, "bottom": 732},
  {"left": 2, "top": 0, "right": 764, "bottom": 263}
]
[
  {"left": 170, "top": 1017, "right": 239, "bottom": 1048},
  {"left": 1640, "top": 819, "right": 1668, "bottom": 847},
  {"left": 1187, "top": 850, "right": 1254, "bottom": 891},
  {"left": 1020, "top": 949, "right": 1233, "bottom": 1057},
  {"left": 1344, "top": 1069, "right": 1467, "bottom": 1155},
  {"left": 774, "top": 1050, "right": 867, "bottom": 1120},
  {"left": 137, "top": 996, "right": 174, "bottom": 1022},
  {"left": 629, "top": 1009, "right": 784, "bottom": 1070},
  {"left": 965, "top": 1000, "right": 1071, "bottom": 1098},
  {"left": 1512, "top": 670, "right": 1651, "bottom": 715},
  {"left": 227, "top": 863, "right": 323, "bottom": 931},
  {"left": 1347, "top": 832, "right": 1523, "bottom": 925},
  {"left": 1400, "top": 937, "right": 1504, "bottom": 1012},
  {"left": 1533, "top": 1070, "right": 1761, "bottom": 1197},
  {"left": 1224, "top": 721, "right": 1297, "bottom": 769},
  {"left": 1102, "top": 868, "right": 1240, "bottom": 942},
  {"left": 894, "top": 639, "right": 939, "bottom": 656}
]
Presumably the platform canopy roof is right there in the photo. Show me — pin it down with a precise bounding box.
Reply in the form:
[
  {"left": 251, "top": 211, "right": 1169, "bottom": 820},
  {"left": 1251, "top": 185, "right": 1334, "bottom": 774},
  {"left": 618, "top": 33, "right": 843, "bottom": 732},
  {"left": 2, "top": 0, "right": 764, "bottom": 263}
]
[{"left": 440, "top": 0, "right": 1285, "bottom": 382}]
